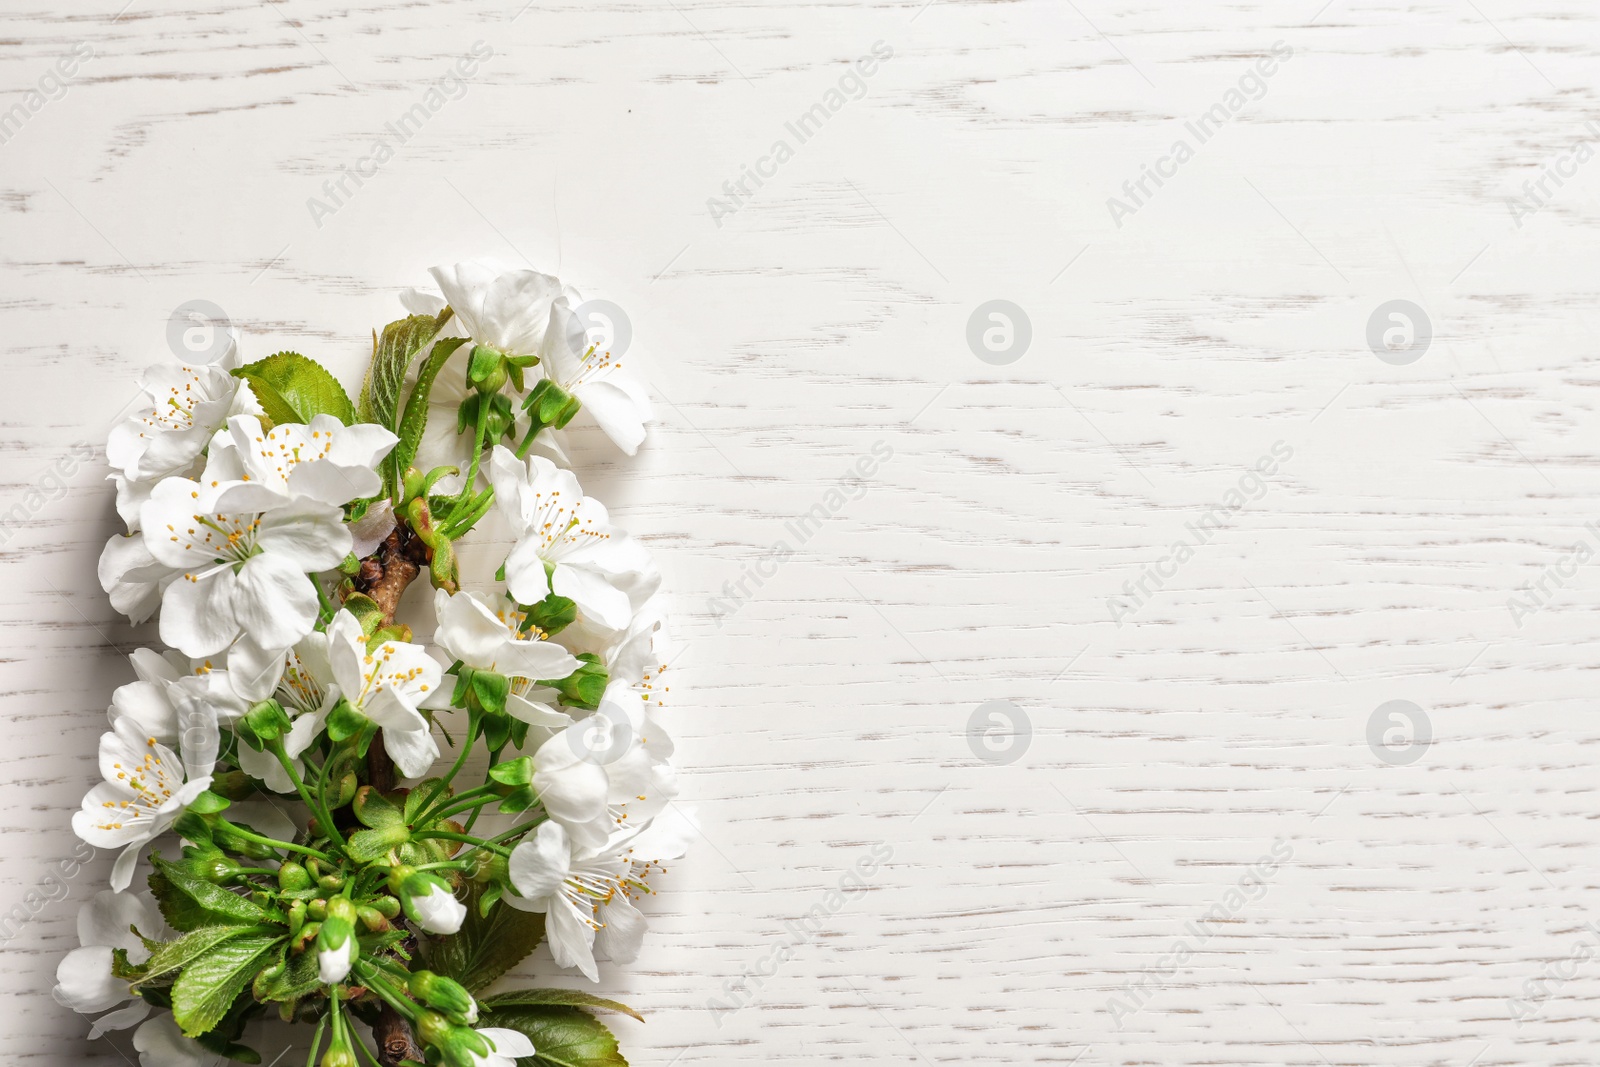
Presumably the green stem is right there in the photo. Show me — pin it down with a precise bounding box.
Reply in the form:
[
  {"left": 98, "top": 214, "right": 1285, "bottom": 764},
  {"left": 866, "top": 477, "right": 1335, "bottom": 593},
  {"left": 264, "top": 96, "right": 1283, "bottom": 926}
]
[
  {"left": 414, "top": 710, "right": 480, "bottom": 822},
  {"left": 353, "top": 961, "right": 419, "bottom": 1022},
  {"left": 462, "top": 399, "right": 490, "bottom": 491},
  {"left": 215, "top": 818, "right": 335, "bottom": 864},
  {"left": 411, "top": 829, "right": 511, "bottom": 857},
  {"left": 270, "top": 740, "right": 347, "bottom": 851},
  {"left": 483, "top": 817, "right": 545, "bottom": 847},
  {"left": 305, "top": 1013, "right": 329, "bottom": 1067},
  {"left": 426, "top": 791, "right": 503, "bottom": 826}
]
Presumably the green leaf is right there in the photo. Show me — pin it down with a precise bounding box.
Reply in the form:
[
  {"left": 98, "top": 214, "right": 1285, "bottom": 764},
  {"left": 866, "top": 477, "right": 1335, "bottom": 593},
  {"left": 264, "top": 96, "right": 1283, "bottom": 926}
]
[
  {"left": 190, "top": 986, "right": 263, "bottom": 1063},
  {"left": 149, "top": 855, "right": 276, "bottom": 933},
  {"left": 170, "top": 931, "right": 284, "bottom": 1037},
  {"left": 140, "top": 924, "right": 280, "bottom": 984},
  {"left": 361, "top": 312, "right": 447, "bottom": 430},
  {"left": 475, "top": 1005, "right": 627, "bottom": 1067},
  {"left": 418, "top": 881, "right": 546, "bottom": 993},
  {"left": 482, "top": 989, "right": 643, "bottom": 1023},
  {"left": 394, "top": 337, "right": 471, "bottom": 486},
  {"left": 233, "top": 352, "right": 355, "bottom": 426}
]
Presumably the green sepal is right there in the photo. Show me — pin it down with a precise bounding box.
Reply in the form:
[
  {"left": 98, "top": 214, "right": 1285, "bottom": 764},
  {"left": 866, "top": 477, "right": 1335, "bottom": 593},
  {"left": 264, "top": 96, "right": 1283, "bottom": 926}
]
[
  {"left": 239, "top": 700, "right": 290, "bottom": 749},
  {"left": 173, "top": 811, "right": 214, "bottom": 846},
  {"left": 481, "top": 710, "right": 513, "bottom": 753},
  {"left": 522, "top": 593, "right": 577, "bottom": 637},
  {"left": 207, "top": 770, "right": 257, "bottom": 801},
  {"left": 347, "top": 824, "right": 410, "bottom": 863},
  {"left": 352, "top": 786, "right": 406, "bottom": 829},
  {"left": 497, "top": 787, "right": 539, "bottom": 814},
  {"left": 232, "top": 352, "right": 355, "bottom": 427},
  {"left": 111, "top": 946, "right": 145, "bottom": 982},
  {"left": 186, "top": 790, "right": 231, "bottom": 816},
  {"left": 470, "top": 670, "right": 510, "bottom": 717},
  {"left": 520, "top": 378, "right": 581, "bottom": 430},
  {"left": 538, "top": 653, "right": 608, "bottom": 712},
  {"left": 341, "top": 594, "right": 386, "bottom": 637},
  {"left": 326, "top": 699, "right": 369, "bottom": 744},
  {"left": 488, "top": 756, "right": 534, "bottom": 787}
]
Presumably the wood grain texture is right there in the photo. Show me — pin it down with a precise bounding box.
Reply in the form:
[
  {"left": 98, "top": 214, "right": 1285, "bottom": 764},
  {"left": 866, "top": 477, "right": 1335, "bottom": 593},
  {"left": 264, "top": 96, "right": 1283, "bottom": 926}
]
[{"left": 2, "top": 0, "right": 1599, "bottom": 1063}]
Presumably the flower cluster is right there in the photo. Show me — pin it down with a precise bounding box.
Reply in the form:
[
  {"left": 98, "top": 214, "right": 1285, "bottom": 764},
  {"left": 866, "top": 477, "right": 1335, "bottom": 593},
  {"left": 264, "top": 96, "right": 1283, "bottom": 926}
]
[{"left": 61, "top": 261, "right": 677, "bottom": 1067}]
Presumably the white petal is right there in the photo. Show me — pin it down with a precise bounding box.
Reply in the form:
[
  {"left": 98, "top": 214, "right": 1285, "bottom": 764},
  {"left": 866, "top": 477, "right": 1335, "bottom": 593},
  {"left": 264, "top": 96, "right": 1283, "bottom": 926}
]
[
  {"left": 134, "top": 1013, "right": 223, "bottom": 1067},
  {"left": 477, "top": 1028, "right": 537, "bottom": 1060},
  {"left": 78, "top": 889, "right": 158, "bottom": 956},
  {"left": 88, "top": 999, "right": 151, "bottom": 1040},
  {"left": 254, "top": 500, "right": 353, "bottom": 571},
  {"left": 595, "top": 894, "right": 647, "bottom": 964},
  {"left": 319, "top": 946, "right": 352, "bottom": 984},
  {"left": 507, "top": 821, "right": 571, "bottom": 903},
  {"left": 157, "top": 567, "right": 237, "bottom": 658},
  {"left": 546, "top": 900, "right": 600, "bottom": 981},
  {"left": 503, "top": 538, "right": 551, "bottom": 606},
  {"left": 411, "top": 883, "right": 467, "bottom": 934},
  {"left": 552, "top": 564, "right": 633, "bottom": 633},
  {"left": 574, "top": 378, "right": 648, "bottom": 456},
  {"left": 232, "top": 553, "right": 319, "bottom": 651},
  {"left": 53, "top": 946, "right": 126, "bottom": 1014}
]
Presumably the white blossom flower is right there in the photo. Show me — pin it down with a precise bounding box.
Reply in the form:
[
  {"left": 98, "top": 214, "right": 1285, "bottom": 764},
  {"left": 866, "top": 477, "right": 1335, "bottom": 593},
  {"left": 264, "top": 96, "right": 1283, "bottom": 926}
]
[
  {"left": 73, "top": 718, "right": 215, "bottom": 890},
  {"left": 326, "top": 610, "right": 442, "bottom": 778},
  {"left": 429, "top": 260, "right": 565, "bottom": 362},
  {"left": 140, "top": 476, "right": 350, "bottom": 657},
  {"left": 468, "top": 1028, "right": 536, "bottom": 1067},
  {"left": 54, "top": 888, "right": 167, "bottom": 1037},
  {"left": 488, "top": 447, "right": 658, "bottom": 633},
  {"left": 133, "top": 1013, "right": 224, "bottom": 1067},
  {"left": 538, "top": 294, "right": 653, "bottom": 455},
  {"left": 105, "top": 342, "right": 249, "bottom": 527},
  {"left": 204, "top": 413, "right": 396, "bottom": 511},
  {"left": 504, "top": 815, "right": 681, "bottom": 981},
  {"left": 532, "top": 680, "right": 675, "bottom": 849},
  {"left": 432, "top": 588, "right": 579, "bottom": 725}
]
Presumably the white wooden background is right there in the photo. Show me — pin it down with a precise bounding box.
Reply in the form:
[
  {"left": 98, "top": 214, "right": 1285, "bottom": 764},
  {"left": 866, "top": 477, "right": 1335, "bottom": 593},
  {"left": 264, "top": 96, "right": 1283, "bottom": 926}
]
[{"left": 3, "top": 0, "right": 1599, "bottom": 1064}]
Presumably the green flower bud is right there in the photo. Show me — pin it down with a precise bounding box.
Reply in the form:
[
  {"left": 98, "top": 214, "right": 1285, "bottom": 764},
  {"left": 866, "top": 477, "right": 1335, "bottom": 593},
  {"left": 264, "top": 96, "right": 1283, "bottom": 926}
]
[
  {"left": 467, "top": 344, "right": 509, "bottom": 394},
  {"left": 278, "top": 862, "right": 313, "bottom": 893},
  {"left": 356, "top": 905, "right": 391, "bottom": 932},
  {"left": 409, "top": 970, "right": 479, "bottom": 1023},
  {"left": 413, "top": 1009, "right": 454, "bottom": 1052},
  {"left": 332, "top": 770, "right": 359, "bottom": 808},
  {"left": 369, "top": 893, "right": 402, "bottom": 920}
]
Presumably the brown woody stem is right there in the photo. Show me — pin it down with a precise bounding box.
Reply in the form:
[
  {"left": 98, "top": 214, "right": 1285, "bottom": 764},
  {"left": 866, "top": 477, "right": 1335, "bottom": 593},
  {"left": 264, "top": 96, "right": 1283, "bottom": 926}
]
[{"left": 344, "top": 519, "right": 431, "bottom": 1066}]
